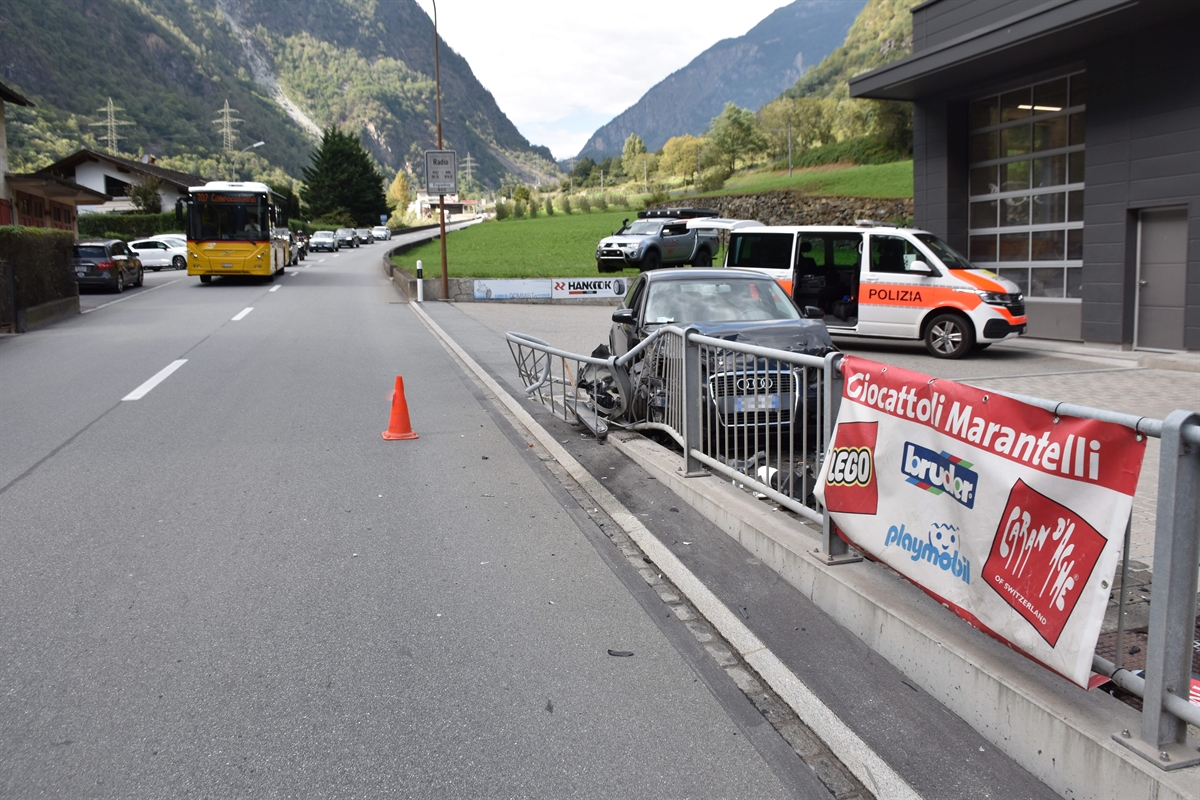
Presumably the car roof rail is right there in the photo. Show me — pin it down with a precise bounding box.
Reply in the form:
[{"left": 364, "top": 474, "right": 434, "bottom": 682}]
[
  {"left": 637, "top": 208, "right": 720, "bottom": 220},
  {"left": 854, "top": 219, "right": 898, "bottom": 228}
]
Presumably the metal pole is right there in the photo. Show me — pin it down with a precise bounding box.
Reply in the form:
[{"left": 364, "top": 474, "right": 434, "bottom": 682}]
[
  {"left": 1124, "top": 409, "right": 1200, "bottom": 768},
  {"left": 416, "top": 259, "right": 424, "bottom": 303},
  {"left": 433, "top": 0, "right": 448, "bottom": 300}
]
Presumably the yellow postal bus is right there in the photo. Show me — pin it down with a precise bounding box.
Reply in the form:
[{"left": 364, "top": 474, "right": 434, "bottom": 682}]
[{"left": 176, "top": 181, "right": 288, "bottom": 284}]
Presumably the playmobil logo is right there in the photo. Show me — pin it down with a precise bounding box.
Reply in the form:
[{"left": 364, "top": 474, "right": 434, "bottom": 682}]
[
  {"left": 902, "top": 442, "right": 978, "bottom": 509},
  {"left": 884, "top": 522, "right": 971, "bottom": 585}
]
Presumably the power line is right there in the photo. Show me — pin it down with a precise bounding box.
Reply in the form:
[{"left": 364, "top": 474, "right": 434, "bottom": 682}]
[
  {"left": 212, "top": 100, "right": 243, "bottom": 151},
  {"left": 88, "top": 97, "right": 134, "bottom": 155}
]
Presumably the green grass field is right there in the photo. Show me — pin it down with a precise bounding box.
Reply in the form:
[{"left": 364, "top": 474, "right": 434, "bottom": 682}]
[
  {"left": 392, "top": 210, "right": 643, "bottom": 278},
  {"left": 391, "top": 160, "right": 914, "bottom": 279},
  {"left": 721, "top": 160, "right": 913, "bottom": 198}
]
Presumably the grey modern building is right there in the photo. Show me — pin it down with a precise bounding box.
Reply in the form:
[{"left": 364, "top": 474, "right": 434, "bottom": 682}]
[{"left": 851, "top": 0, "right": 1198, "bottom": 351}]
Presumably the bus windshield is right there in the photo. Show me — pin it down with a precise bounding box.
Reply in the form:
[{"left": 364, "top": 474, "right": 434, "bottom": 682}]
[{"left": 192, "top": 192, "right": 270, "bottom": 242}]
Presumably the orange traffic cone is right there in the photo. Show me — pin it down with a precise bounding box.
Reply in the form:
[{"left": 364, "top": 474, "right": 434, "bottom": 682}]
[{"left": 382, "top": 376, "right": 419, "bottom": 440}]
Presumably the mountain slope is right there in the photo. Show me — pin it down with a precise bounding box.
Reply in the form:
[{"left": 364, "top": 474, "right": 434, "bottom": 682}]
[
  {"left": 0, "top": 0, "right": 557, "bottom": 188},
  {"left": 575, "top": 0, "right": 863, "bottom": 161}
]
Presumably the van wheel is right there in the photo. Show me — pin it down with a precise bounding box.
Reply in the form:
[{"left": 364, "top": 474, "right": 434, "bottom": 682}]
[
  {"left": 925, "top": 313, "right": 974, "bottom": 359},
  {"left": 691, "top": 249, "right": 712, "bottom": 267}
]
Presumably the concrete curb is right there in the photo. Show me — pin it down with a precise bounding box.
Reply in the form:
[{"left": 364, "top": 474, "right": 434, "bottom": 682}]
[{"left": 606, "top": 434, "right": 1198, "bottom": 800}]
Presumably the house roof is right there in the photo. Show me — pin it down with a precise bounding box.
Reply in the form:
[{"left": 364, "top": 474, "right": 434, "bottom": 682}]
[
  {"left": 38, "top": 149, "right": 204, "bottom": 191},
  {"left": 5, "top": 172, "right": 110, "bottom": 203},
  {"left": 0, "top": 80, "right": 33, "bottom": 107}
]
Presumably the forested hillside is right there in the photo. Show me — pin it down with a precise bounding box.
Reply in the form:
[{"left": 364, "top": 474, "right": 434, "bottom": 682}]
[
  {"left": 0, "top": 0, "right": 558, "bottom": 189},
  {"left": 575, "top": 0, "right": 863, "bottom": 162},
  {"left": 781, "top": 0, "right": 913, "bottom": 100}
]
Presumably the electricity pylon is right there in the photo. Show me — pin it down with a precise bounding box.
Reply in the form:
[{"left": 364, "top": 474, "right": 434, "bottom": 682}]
[
  {"left": 461, "top": 152, "right": 477, "bottom": 184},
  {"left": 89, "top": 98, "right": 134, "bottom": 155},
  {"left": 212, "top": 100, "right": 243, "bottom": 151}
]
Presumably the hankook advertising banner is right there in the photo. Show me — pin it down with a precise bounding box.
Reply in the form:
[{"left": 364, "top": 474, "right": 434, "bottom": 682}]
[{"left": 813, "top": 356, "right": 1146, "bottom": 687}]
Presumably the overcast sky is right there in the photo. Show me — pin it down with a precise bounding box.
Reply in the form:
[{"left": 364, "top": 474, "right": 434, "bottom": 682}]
[{"left": 412, "top": 0, "right": 793, "bottom": 161}]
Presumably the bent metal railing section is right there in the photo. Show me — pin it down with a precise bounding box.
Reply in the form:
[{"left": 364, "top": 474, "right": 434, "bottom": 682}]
[{"left": 506, "top": 328, "right": 1200, "bottom": 768}]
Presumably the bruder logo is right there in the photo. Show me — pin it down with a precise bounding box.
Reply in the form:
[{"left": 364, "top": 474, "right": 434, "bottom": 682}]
[
  {"left": 823, "top": 422, "right": 877, "bottom": 515},
  {"left": 983, "top": 480, "right": 1105, "bottom": 646},
  {"left": 902, "top": 442, "right": 978, "bottom": 509}
]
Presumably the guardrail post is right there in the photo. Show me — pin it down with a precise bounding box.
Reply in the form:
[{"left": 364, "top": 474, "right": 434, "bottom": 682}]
[
  {"left": 818, "top": 353, "right": 859, "bottom": 564},
  {"left": 1115, "top": 409, "right": 1200, "bottom": 769},
  {"left": 680, "top": 327, "right": 706, "bottom": 477}
]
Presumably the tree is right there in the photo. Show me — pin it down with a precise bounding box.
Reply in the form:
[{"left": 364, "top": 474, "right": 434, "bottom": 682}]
[
  {"left": 706, "top": 103, "right": 766, "bottom": 173},
  {"left": 660, "top": 135, "right": 705, "bottom": 179},
  {"left": 269, "top": 183, "right": 301, "bottom": 222},
  {"left": 621, "top": 133, "right": 647, "bottom": 177},
  {"left": 386, "top": 169, "right": 411, "bottom": 212},
  {"left": 757, "top": 98, "right": 835, "bottom": 159},
  {"left": 128, "top": 175, "right": 162, "bottom": 213},
  {"left": 569, "top": 158, "right": 595, "bottom": 184},
  {"left": 301, "top": 126, "right": 388, "bottom": 226}
]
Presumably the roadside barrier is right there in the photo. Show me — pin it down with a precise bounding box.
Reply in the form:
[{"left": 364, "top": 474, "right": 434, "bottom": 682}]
[{"left": 506, "top": 327, "right": 1199, "bottom": 769}]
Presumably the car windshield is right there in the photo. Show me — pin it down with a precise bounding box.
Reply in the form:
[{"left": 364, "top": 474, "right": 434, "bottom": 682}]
[
  {"left": 914, "top": 233, "right": 975, "bottom": 270},
  {"left": 623, "top": 220, "right": 662, "bottom": 236},
  {"left": 644, "top": 278, "right": 800, "bottom": 324}
]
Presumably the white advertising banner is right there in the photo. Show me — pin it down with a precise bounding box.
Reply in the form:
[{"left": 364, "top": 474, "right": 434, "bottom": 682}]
[
  {"left": 551, "top": 277, "right": 630, "bottom": 299},
  {"left": 472, "top": 279, "right": 551, "bottom": 300},
  {"left": 814, "top": 356, "right": 1146, "bottom": 687}
]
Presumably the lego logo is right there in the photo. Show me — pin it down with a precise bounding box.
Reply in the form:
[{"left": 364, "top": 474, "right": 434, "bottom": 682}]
[{"left": 828, "top": 447, "right": 873, "bottom": 486}]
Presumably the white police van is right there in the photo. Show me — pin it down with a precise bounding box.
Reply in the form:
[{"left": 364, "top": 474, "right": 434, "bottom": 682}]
[{"left": 720, "top": 222, "right": 1027, "bottom": 358}]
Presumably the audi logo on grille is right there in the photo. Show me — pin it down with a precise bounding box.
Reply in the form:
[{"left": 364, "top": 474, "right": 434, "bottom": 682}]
[{"left": 735, "top": 376, "right": 774, "bottom": 391}]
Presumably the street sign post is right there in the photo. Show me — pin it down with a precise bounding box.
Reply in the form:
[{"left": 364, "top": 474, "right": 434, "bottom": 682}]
[{"left": 425, "top": 150, "right": 457, "bottom": 196}]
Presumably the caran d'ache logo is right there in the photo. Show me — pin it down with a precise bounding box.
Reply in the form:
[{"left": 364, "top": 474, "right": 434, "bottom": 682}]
[
  {"left": 824, "top": 421, "right": 877, "bottom": 515},
  {"left": 901, "top": 442, "right": 979, "bottom": 509},
  {"left": 983, "top": 480, "right": 1106, "bottom": 647}
]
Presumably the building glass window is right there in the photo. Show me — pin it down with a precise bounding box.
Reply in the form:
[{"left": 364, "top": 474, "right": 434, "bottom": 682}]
[{"left": 967, "top": 72, "right": 1084, "bottom": 299}]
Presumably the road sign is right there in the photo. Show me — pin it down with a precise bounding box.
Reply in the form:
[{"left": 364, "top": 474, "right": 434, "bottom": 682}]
[{"left": 425, "top": 150, "right": 457, "bottom": 195}]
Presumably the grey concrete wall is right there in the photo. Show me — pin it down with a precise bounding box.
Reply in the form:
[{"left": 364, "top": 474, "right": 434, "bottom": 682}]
[{"left": 1080, "top": 20, "right": 1200, "bottom": 349}]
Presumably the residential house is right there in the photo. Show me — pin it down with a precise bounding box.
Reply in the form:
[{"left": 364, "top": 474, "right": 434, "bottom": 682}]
[
  {"left": 38, "top": 149, "right": 203, "bottom": 216},
  {"left": 1, "top": 81, "right": 108, "bottom": 233}
]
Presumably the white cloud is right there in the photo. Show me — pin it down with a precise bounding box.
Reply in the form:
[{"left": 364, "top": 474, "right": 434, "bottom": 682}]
[{"left": 412, "top": 0, "right": 792, "bottom": 160}]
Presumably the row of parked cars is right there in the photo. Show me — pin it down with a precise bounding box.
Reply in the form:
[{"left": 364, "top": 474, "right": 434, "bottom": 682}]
[
  {"left": 311, "top": 226, "right": 392, "bottom": 253},
  {"left": 71, "top": 233, "right": 191, "bottom": 293}
]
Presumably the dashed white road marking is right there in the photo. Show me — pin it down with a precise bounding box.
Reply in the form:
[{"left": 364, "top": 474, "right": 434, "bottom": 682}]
[
  {"left": 122, "top": 360, "right": 187, "bottom": 401},
  {"left": 269, "top": 285, "right": 281, "bottom": 292},
  {"left": 232, "top": 307, "right": 254, "bottom": 321}
]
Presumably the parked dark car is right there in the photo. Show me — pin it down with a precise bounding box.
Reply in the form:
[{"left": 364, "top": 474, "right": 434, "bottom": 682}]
[
  {"left": 355, "top": 228, "right": 375, "bottom": 244},
  {"left": 335, "top": 228, "right": 359, "bottom": 248},
  {"left": 72, "top": 240, "right": 143, "bottom": 292},
  {"left": 310, "top": 230, "right": 338, "bottom": 252},
  {"left": 604, "top": 269, "right": 835, "bottom": 436}
]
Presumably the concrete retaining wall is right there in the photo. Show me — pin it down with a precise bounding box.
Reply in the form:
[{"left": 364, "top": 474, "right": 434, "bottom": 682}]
[{"left": 650, "top": 193, "right": 913, "bottom": 227}]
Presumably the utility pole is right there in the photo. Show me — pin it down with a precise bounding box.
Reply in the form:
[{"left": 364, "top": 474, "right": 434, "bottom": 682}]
[
  {"left": 643, "top": 161, "right": 648, "bottom": 193},
  {"left": 212, "top": 100, "right": 243, "bottom": 151},
  {"left": 89, "top": 98, "right": 133, "bottom": 155},
  {"left": 433, "top": 0, "right": 448, "bottom": 300},
  {"left": 600, "top": 170, "right": 604, "bottom": 191}
]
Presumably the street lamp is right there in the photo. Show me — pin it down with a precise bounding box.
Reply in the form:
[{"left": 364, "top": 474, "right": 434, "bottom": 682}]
[{"left": 233, "top": 141, "right": 265, "bottom": 179}]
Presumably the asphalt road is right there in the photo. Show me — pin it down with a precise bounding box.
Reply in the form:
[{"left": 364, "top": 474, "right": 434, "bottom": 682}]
[{"left": 0, "top": 247, "right": 816, "bottom": 798}]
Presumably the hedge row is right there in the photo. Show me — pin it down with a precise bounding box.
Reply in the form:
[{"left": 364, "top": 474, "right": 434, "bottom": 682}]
[
  {"left": 77, "top": 212, "right": 181, "bottom": 240},
  {"left": 0, "top": 226, "right": 77, "bottom": 310}
]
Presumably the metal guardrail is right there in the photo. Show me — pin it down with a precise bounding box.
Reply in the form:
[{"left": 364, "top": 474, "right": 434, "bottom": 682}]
[{"left": 506, "top": 329, "right": 1200, "bottom": 769}]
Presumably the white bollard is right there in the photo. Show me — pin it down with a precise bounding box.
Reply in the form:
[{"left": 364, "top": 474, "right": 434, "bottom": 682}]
[{"left": 416, "top": 259, "right": 424, "bottom": 303}]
